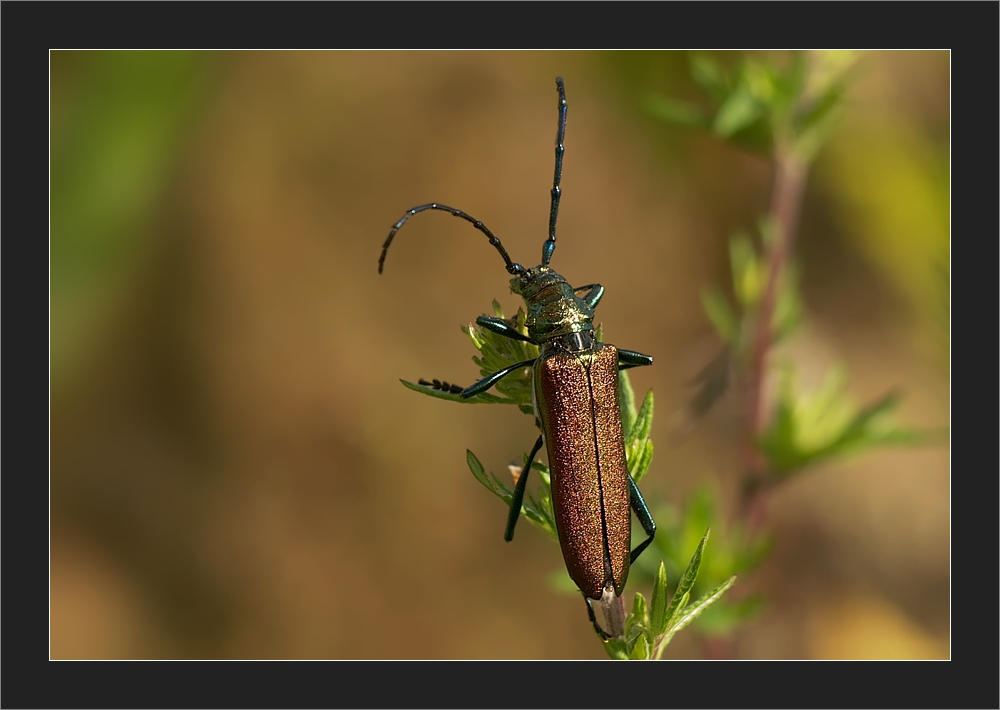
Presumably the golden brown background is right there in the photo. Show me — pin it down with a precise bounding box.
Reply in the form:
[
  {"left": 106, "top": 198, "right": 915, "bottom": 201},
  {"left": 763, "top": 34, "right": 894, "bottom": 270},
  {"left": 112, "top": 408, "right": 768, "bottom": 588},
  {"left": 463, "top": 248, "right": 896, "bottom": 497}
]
[{"left": 50, "top": 50, "right": 949, "bottom": 659}]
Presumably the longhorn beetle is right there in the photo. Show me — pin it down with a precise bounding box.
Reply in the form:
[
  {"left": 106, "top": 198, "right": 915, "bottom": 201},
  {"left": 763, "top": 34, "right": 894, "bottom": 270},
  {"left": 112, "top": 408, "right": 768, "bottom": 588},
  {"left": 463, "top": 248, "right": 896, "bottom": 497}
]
[{"left": 378, "top": 77, "right": 656, "bottom": 639}]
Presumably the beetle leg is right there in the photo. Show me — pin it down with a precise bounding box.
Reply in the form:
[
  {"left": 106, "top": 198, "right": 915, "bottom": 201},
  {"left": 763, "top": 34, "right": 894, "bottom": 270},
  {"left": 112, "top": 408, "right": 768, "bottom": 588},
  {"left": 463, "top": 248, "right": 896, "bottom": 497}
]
[
  {"left": 417, "top": 378, "right": 465, "bottom": 394},
  {"left": 617, "top": 348, "right": 653, "bottom": 370},
  {"left": 627, "top": 475, "right": 657, "bottom": 564},
  {"left": 504, "top": 434, "right": 544, "bottom": 542},
  {"left": 460, "top": 358, "right": 537, "bottom": 398},
  {"left": 475, "top": 316, "right": 535, "bottom": 344},
  {"left": 572, "top": 283, "right": 605, "bottom": 310},
  {"left": 584, "top": 595, "right": 611, "bottom": 640}
]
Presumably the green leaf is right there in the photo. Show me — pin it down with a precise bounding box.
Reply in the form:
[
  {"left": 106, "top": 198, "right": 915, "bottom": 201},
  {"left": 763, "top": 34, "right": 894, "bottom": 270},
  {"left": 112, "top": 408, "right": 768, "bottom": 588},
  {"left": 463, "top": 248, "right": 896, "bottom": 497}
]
[
  {"left": 629, "top": 633, "right": 651, "bottom": 660},
  {"left": 794, "top": 82, "right": 845, "bottom": 162},
  {"left": 741, "top": 61, "right": 778, "bottom": 107},
  {"left": 523, "top": 490, "right": 559, "bottom": 541},
  {"left": 663, "top": 530, "right": 709, "bottom": 628},
  {"left": 530, "top": 459, "right": 551, "bottom": 487},
  {"left": 604, "top": 637, "right": 630, "bottom": 660},
  {"left": 758, "top": 364, "right": 931, "bottom": 477},
  {"left": 464, "top": 323, "right": 486, "bottom": 350},
  {"left": 690, "top": 54, "right": 731, "bottom": 104},
  {"left": 619, "top": 369, "right": 638, "bottom": 439},
  {"left": 625, "top": 390, "right": 655, "bottom": 484},
  {"left": 466, "top": 450, "right": 513, "bottom": 501},
  {"left": 457, "top": 302, "right": 539, "bottom": 410},
  {"left": 649, "top": 560, "right": 670, "bottom": 634},
  {"left": 772, "top": 52, "right": 807, "bottom": 112},
  {"left": 631, "top": 590, "right": 649, "bottom": 628},
  {"left": 729, "top": 232, "right": 762, "bottom": 308},
  {"left": 655, "top": 575, "right": 738, "bottom": 656},
  {"left": 468, "top": 449, "right": 561, "bottom": 541},
  {"left": 713, "top": 86, "right": 762, "bottom": 138},
  {"left": 673, "top": 575, "right": 739, "bottom": 636},
  {"left": 628, "top": 440, "right": 654, "bottom": 484},
  {"left": 626, "top": 390, "right": 654, "bottom": 446},
  {"left": 400, "top": 378, "right": 516, "bottom": 405},
  {"left": 700, "top": 287, "right": 738, "bottom": 343},
  {"left": 466, "top": 449, "right": 492, "bottom": 493}
]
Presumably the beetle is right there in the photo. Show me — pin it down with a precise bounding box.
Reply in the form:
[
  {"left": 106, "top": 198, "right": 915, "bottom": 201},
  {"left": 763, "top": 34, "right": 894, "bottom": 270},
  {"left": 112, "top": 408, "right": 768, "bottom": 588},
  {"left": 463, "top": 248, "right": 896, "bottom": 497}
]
[{"left": 378, "top": 77, "right": 656, "bottom": 638}]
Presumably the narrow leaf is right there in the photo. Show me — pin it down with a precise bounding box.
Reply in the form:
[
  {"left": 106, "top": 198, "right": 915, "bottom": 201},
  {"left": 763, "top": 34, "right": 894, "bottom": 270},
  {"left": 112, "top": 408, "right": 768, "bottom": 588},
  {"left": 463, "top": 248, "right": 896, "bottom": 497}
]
[
  {"left": 619, "top": 369, "right": 638, "bottom": 439},
  {"left": 794, "top": 82, "right": 846, "bottom": 162},
  {"left": 400, "top": 379, "right": 513, "bottom": 405},
  {"left": 713, "top": 87, "right": 761, "bottom": 138},
  {"left": 629, "top": 634, "right": 651, "bottom": 660},
  {"left": 628, "top": 390, "right": 655, "bottom": 446},
  {"left": 729, "top": 233, "right": 761, "bottom": 308},
  {"left": 463, "top": 324, "right": 486, "bottom": 350},
  {"left": 649, "top": 560, "right": 670, "bottom": 634},
  {"left": 654, "top": 575, "right": 737, "bottom": 658},
  {"left": 664, "top": 591, "right": 690, "bottom": 633},
  {"left": 663, "top": 530, "right": 709, "bottom": 627},
  {"left": 632, "top": 590, "right": 649, "bottom": 628},
  {"left": 690, "top": 54, "right": 730, "bottom": 104},
  {"left": 629, "top": 440, "right": 654, "bottom": 484},
  {"left": 673, "top": 575, "right": 739, "bottom": 635},
  {"left": 604, "top": 638, "right": 629, "bottom": 660},
  {"left": 466, "top": 450, "right": 494, "bottom": 493}
]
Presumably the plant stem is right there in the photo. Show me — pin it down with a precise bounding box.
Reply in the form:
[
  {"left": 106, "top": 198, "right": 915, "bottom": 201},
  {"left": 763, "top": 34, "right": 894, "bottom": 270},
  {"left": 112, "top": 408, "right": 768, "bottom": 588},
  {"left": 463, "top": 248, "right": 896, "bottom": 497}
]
[{"left": 739, "top": 150, "right": 808, "bottom": 524}]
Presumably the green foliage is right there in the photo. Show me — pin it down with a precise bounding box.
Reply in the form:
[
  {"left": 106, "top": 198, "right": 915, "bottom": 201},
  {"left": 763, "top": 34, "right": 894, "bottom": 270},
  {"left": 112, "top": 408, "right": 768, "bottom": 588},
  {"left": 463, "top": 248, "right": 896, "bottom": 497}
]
[
  {"left": 758, "top": 364, "right": 929, "bottom": 478},
  {"left": 690, "top": 226, "right": 802, "bottom": 418},
  {"left": 647, "top": 51, "right": 862, "bottom": 161},
  {"left": 629, "top": 485, "right": 769, "bottom": 636},
  {"left": 622, "top": 372, "right": 655, "bottom": 485},
  {"left": 691, "top": 226, "right": 933, "bottom": 483},
  {"left": 621, "top": 48, "right": 948, "bottom": 660},
  {"left": 644, "top": 49, "right": 942, "bottom": 655},
  {"left": 466, "top": 449, "right": 558, "bottom": 541},
  {"left": 605, "top": 533, "right": 737, "bottom": 660},
  {"left": 405, "top": 300, "right": 730, "bottom": 657},
  {"left": 698, "top": 225, "right": 802, "bottom": 350},
  {"left": 657, "top": 52, "right": 932, "bottom": 487},
  {"left": 401, "top": 301, "right": 538, "bottom": 414}
]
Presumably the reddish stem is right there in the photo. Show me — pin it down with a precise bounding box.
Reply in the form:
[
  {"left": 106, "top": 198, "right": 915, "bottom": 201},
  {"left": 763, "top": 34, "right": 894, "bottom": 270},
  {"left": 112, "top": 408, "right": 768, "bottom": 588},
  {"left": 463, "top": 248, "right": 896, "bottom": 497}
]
[{"left": 739, "top": 151, "right": 807, "bottom": 522}]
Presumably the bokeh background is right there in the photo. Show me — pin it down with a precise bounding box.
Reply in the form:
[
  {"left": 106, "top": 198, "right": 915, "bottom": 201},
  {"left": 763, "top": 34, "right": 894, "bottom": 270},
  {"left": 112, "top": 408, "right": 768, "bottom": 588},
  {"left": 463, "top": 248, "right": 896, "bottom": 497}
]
[{"left": 50, "top": 50, "right": 949, "bottom": 660}]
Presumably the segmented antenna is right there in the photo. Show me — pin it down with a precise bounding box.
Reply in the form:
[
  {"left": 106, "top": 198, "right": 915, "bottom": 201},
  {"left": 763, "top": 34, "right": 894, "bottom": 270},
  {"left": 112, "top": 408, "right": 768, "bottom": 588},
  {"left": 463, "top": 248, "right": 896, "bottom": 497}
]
[
  {"left": 379, "top": 203, "right": 525, "bottom": 276},
  {"left": 542, "top": 77, "right": 567, "bottom": 267}
]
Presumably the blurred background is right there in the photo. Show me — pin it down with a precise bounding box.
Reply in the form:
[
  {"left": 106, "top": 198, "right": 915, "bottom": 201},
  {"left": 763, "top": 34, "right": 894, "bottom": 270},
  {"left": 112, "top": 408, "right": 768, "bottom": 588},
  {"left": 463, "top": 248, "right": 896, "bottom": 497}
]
[{"left": 50, "top": 50, "right": 949, "bottom": 660}]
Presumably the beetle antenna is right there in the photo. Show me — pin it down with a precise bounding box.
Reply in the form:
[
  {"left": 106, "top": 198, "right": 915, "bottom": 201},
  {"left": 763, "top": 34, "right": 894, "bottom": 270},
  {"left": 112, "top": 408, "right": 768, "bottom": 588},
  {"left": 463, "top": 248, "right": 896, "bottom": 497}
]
[
  {"left": 379, "top": 203, "right": 525, "bottom": 276},
  {"left": 542, "top": 76, "right": 567, "bottom": 267}
]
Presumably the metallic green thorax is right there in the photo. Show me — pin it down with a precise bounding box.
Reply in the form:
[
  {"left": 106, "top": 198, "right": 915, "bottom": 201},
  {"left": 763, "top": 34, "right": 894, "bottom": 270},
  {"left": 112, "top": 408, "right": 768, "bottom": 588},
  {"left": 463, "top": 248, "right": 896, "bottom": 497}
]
[{"left": 510, "top": 267, "right": 593, "bottom": 342}]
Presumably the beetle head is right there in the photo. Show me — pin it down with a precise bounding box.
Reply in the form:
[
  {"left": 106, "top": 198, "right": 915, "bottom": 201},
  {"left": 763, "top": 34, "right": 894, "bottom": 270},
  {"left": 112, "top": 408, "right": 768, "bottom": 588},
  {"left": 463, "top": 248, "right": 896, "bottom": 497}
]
[{"left": 510, "top": 266, "right": 566, "bottom": 300}]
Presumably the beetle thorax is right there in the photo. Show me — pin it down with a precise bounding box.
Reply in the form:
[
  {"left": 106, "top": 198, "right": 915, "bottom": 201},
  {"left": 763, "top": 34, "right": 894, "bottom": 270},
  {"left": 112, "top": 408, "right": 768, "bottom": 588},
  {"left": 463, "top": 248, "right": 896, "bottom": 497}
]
[{"left": 511, "top": 266, "right": 595, "bottom": 343}]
